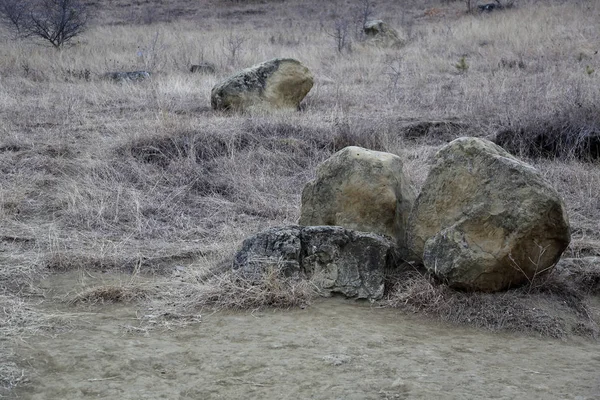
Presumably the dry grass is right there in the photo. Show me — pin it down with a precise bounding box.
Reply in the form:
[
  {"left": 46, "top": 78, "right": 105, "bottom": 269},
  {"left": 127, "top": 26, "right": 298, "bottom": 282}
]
[
  {"left": 385, "top": 267, "right": 598, "bottom": 339},
  {"left": 68, "top": 284, "right": 153, "bottom": 304},
  {"left": 191, "top": 267, "right": 318, "bottom": 311},
  {"left": 1, "top": 0, "right": 600, "bottom": 393}
]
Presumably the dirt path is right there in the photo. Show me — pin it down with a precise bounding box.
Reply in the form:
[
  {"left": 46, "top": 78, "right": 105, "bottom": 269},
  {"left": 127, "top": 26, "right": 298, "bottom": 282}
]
[{"left": 12, "top": 295, "right": 600, "bottom": 400}]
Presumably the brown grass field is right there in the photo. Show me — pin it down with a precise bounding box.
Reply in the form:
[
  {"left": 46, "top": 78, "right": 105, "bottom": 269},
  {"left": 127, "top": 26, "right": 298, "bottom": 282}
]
[{"left": 1, "top": 0, "right": 599, "bottom": 394}]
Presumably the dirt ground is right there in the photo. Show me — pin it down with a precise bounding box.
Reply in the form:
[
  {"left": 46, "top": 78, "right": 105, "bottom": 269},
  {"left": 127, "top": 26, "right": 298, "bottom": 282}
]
[{"left": 7, "top": 273, "right": 600, "bottom": 400}]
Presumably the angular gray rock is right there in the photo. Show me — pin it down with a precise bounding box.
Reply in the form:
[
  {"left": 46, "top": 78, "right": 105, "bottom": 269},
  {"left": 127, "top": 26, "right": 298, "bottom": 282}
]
[
  {"left": 190, "top": 62, "right": 216, "bottom": 74},
  {"left": 299, "top": 146, "right": 416, "bottom": 256},
  {"left": 233, "top": 226, "right": 303, "bottom": 282},
  {"left": 102, "top": 71, "right": 150, "bottom": 83},
  {"left": 233, "top": 225, "right": 399, "bottom": 300},
  {"left": 363, "top": 20, "right": 405, "bottom": 48},
  {"left": 211, "top": 58, "right": 313, "bottom": 112},
  {"left": 407, "top": 137, "right": 571, "bottom": 292}
]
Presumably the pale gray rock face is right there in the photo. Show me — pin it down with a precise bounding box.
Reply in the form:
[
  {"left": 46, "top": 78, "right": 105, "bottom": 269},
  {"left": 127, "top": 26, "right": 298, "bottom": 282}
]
[
  {"left": 233, "top": 225, "right": 399, "bottom": 300},
  {"left": 210, "top": 58, "right": 313, "bottom": 112},
  {"left": 299, "top": 146, "right": 416, "bottom": 257},
  {"left": 407, "top": 137, "right": 571, "bottom": 292}
]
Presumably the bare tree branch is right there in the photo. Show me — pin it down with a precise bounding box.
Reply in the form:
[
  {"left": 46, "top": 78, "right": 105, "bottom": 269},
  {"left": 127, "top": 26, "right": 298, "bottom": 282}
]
[{"left": 0, "top": 0, "right": 88, "bottom": 48}]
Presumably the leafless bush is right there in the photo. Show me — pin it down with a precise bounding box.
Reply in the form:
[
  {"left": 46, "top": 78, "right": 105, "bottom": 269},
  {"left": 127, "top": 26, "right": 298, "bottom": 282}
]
[
  {"left": 221, "top": 32, "right": 247, "bottom": 67},
  {"left": 354, "top": 0, "right": 374, "bottom": 41},
  {"left": 329, "top": 18, "right": 351, "bottom": 53},
  {"left": 0, "top": 0, "right": 89, "bottom": 48},
  {"left": 137, "top": 31, "right": 167, "bottom": 73}
]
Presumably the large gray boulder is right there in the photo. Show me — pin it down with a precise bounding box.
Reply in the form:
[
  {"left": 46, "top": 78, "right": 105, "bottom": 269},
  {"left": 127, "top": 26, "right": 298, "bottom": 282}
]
[
  {"left": 299, "top": 146, "right": 416, "bottom": 256},
  {"left": 407, "top": 137, "right": 571, "bottom": 292},
  {"left": 233, "top": 225, "right": 399, "bottom": 300},
  {"left": 363, "top": 20, "right": 405, "bottom": 48},
  {"left": 211, "top": 58, "right": 313, "bottom": 112}
]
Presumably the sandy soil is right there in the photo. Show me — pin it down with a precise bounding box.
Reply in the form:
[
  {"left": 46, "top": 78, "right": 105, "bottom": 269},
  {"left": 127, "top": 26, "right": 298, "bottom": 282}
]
[{"left": 10, "top": 274, "right": 600, "bottom": 400}]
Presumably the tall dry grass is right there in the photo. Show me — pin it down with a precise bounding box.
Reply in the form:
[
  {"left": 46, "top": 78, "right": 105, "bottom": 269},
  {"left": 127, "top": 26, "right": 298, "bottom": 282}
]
[{"left": 1, "top": 0, "right": 599, "bottom": 392}]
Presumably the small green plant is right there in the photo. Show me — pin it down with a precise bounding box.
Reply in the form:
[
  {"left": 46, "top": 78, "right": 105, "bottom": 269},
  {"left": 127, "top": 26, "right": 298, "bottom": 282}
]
[
  {"left": 455, "top": 56, "right": 469, "bottom": 73},
  {"left": 585, "top": 65, "right": 595, "bottom": 75}
]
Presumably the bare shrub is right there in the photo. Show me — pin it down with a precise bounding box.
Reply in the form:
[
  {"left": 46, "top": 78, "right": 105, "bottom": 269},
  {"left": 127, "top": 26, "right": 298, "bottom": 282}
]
[
  {"left": 221, "top": 32, "right": 247, "bottom": 67},
  {"left": 136, "top": 30, "right": 167, "bottom": 73},
  {"left": 0, "top": 0, "right": 89, "bottom": 48},
  {"left": 354, "top": 0, "right": 374, "bottom": 41},
  {"left": 330, "top": 18, "right": 351, "bottom": 53}
]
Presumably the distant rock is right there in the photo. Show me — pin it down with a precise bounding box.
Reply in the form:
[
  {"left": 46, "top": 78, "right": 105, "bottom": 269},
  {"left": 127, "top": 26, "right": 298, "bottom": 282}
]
[
  {"left": 407, "top": 137, "right": 571, "bottom": 292},
  {"left": 478, "top": 3, "right": 501, "bottom": 12},
  {"left": 102, "top": 71, "right": 151, "bottom": 83},
  {"left": 211, "top": 58, "right": 313, "bottom": 112},
  {"left": 299, "top": 146, "right": 416, "bottom": 256},
  {"left": 190, "top": 62, "right": 216, "bottom": 74},
  {"left": 233, "top": 225, "right": 400, "bottom": 300},
  {"left": 363, "top": 20, "right": 405, "bottom": 48}
]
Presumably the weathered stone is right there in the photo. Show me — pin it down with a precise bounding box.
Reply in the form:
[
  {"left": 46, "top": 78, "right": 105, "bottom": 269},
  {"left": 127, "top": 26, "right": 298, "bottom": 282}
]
[
  {"left": 233, "top": 226, "right": 303, "bottom": 281},
  {"left": 102, "top": 71, "right": 150, "bottom": 83},
  {"left": 211, "top": 58, "right": 313, "bottom": 112},
  {"left": 363, "top": 20, "right": 405, "bottom": 48},
  {"left": 407, "top": 137, "right": 571, "bottom": 292},
  {"left": 233, "top": 225, "right": 399, "bottom": 300},
  {"left": 299, "top": 146, "right": 416, "bottom": 256},
  {"left": 190, "top": 62, "right": 216, "bottom": 74}
]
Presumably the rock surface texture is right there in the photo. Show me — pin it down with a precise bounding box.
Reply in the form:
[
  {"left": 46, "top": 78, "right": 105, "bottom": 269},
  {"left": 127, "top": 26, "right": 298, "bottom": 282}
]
[
  {"left": 233, "top": 225, "right": 399, "bottom": 300},
  {"left": 190, "top": 62, "right": 216, "bottom": 74},
  {"left": 211, "top": 58, "right": 313, "bottom": 112},
  {"left": 299, "top": 146, "right": 416, "bottom": 255},
  {"left": 363, "top": 20, "right": 405, "bottom": 47},
  {"left": 102, "top": 71, "right": 150, "bottom": 83},
  {"left": 407, "top": 137, "right": 571, "bottom": 292}
]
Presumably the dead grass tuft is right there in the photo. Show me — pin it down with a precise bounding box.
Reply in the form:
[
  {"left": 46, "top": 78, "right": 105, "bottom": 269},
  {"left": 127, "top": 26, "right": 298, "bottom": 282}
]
[
  {"left": 68, "top": 284, "right": 153, "bottom": 305},
  {"left": 0, "top": 360, "right": 26, "bottom": 394},
  {"left": 385, "top": 268, "right": 598, "bottom": 339},
  {"left": 495, "top": 104, "right": 600, "bottom": 161},
  {"left": 193, "top": 266, "right": 317, "bottom": 311}
]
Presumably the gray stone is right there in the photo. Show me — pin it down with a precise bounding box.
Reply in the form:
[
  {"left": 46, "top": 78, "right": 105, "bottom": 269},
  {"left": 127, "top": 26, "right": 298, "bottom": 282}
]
[
  {"left": 190, "top": 62, "right": 216, "bottom": 74},
  {"left": 211, "top": 58, "right": 313, "bottom": 112},
  {"left": 299, "top": 146, "right": 416, "bottom": 256},
  {"left": 407, "top": 137, "right": 571, "bottom": 292},
  {"left": 102, "top": 71, "right": 151, "bottom": 83},
  {"left": 233, "top": 226, "right": 303, "bottom": 282},
  {"left": 363, "top": 20, "right": 405, "bottom": 48},
  {"left": 233, "top": 225, "right": 399, "bottom": 300}
]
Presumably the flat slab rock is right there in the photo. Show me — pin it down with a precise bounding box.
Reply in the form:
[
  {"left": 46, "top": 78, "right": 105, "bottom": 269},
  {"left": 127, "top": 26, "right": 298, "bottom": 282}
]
[{"left": 233, "top": 225, "right": 399, "bottom": 300}]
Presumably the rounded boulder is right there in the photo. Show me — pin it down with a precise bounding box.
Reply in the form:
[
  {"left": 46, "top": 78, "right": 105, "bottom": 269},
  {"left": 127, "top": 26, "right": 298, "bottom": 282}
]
[
  {"left": 299, "top": 146, "right": 416, "bottom": 255},
  {"left": 407, "top": 137, "right": 571, "bottom": 292},
  {"left": 211, "top": 58, "right": 313, "bottom": 112}
]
